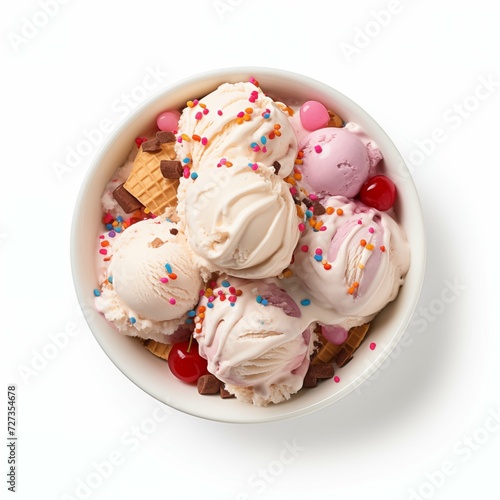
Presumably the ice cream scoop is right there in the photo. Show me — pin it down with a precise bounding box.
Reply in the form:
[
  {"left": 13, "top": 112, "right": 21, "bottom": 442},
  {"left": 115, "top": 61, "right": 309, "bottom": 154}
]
[
  {"left": 292, "top": 195, "right": 410, "bottom": 323},
  {"left": 298, "top": 125, "right": 382, "bottom": 198},
  {"left": 181, "top": 160, "right": 301, "bottom": 279},
  {"left": 95, "top": 217, "right": 202, "bottom": 342},
  {"left": 194, "top": 278, "right": 313, "bottom": 406},
  {"left": 175, "top": 81, "right": 298, "bottom": 178}
]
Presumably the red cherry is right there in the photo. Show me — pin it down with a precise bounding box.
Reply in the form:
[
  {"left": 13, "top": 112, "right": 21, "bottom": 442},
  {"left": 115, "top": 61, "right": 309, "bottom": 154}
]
[
  {"left": 167, "top": 339, "right": 208, "bottom": 384},
  {"left": 359, "top": 175, "right": 397, "bottom": 211}
]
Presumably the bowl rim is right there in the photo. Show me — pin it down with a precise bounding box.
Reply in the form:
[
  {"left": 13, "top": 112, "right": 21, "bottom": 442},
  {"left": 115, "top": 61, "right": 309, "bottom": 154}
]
[{"left": 71, "top": 66, "right": 426, "bottom": 423}]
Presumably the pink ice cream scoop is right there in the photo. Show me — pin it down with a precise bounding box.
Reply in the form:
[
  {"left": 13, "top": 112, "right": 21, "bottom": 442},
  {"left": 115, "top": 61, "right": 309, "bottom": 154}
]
[{"left": 298, "top": 126, "right": 381, "bottom": 198}]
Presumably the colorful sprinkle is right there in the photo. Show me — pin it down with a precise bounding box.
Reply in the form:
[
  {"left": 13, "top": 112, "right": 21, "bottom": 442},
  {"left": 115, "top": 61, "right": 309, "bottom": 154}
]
[
  {"left": 301, "top": 245, "right": 309, "bottom": 252},
  {"left": 165, "top": 263, "right": 173, "bottom": 274},
  {"left": 93, "top": 289, "right": 101, "bottom": 297},
  {"left": 256, "top": 295, "right": 263, "bottom": 304},
  {"left": 190, "top": 172, "right": 198, "bottom": 180},
  {"left": 300, "top": 299, "right": 311, "bottom": 306},
  {"left": 314, "top": 145, "right": 322, "bottom": 154},
  {"left": 129, "top": 317, "right": 136, "bottom": 324},
  {"left": 159, "top": 277, "right": 169, "bottom": 283},
  {"left": 369, "top": 342, "right": 377, "bottom": 350},
  {"left": 368, "top": 227, "right": 375, "bottom": 234},
  {"left": 221, "top": 280, "right": 230, "bottom": 287},
  {"left": 169, "top": 298, "right": 176, "bottom": 305},
  {"left": 334, "top": 376, "right": 340, "bottom": 383}
]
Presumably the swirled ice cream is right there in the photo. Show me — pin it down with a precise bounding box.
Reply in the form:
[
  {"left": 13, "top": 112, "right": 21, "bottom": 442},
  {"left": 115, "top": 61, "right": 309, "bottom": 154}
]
[
  {"left": 181, "top": 159, "right": 301, "bottom": 279},
  {"left": 175, "top": 81, "right": 297, "bottom": 178},
  {"left": 195, "top": 278, "right": 313, "bottom": 406},
  {"left": 291, "top": 195, "right": 410, "bottom": 325}
]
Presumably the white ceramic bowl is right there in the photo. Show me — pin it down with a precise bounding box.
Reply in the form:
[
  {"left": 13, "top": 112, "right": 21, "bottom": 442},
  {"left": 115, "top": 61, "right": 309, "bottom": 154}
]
[{"left": 71, "top": 67, "right": 426, "bottom": 423}]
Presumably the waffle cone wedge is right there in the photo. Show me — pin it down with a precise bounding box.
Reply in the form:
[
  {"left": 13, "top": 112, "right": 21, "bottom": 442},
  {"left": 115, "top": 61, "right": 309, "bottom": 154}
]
[
  {"left": 124, "top": 142, "right": 179, "bottom": 215},
  {"left": 327, "top": 109, "right": 344, "bottom": 128},
  {"left": 312, "top": 323, "right": 370, "bottom": 366},
  {"left": 142, "top": 339, "right": 172, "bottom": 360}
]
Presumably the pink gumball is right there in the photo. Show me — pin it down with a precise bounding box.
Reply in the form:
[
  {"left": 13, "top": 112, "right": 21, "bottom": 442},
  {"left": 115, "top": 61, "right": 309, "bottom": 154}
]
[
  {"left": 157, "top": 111, "right": 181, "bottom": 132},
  {"left": 300, "top": 100, "right": 329, "bottom": 131}
]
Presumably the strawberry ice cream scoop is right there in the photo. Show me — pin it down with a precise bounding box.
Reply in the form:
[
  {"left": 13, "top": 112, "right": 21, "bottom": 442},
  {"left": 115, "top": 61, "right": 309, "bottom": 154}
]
[{"left": 298, "top": 126, "right": 382, "bottom": 198}]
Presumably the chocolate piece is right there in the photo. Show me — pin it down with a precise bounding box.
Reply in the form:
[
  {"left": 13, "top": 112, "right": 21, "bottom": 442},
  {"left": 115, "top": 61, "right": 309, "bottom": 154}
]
[
  {"left": 149, "top": 237, "right": 164, "bottom": 248},
  {"left": 272, "top": 161, "right": 281, "bottom": 175},
  {"left": 303, "top": 363, "right": 335, "bottom": 388},
  {"left": 197, "top": 374, "right": 221, "bottom": 395},
  {"left": 169, "top": 228, "right": 179, "bottom": 236},
  {"left": 303, "top": 197, "right": 313, "bottom": 209},
  {"left": 112, "top": 183, "right": 143, "bottom": 213},
  {"left": 302, "top": 370, "right": 318, "bottom": 388},
  {"left": 312, "top": 202, "right": 326, "bottom": 216},
  {"left": 220, "top": 385, "right": 235, "bottom": 399},
  {"left": 160, "top": 160, "right": 183, "bottom": 179},
  {"left": 335, "top": 350, "right": 353, "bottom": 367},
  {"left": 141, "top": 138, "right": 161, "bottom": 153},
  {"left": 156, "top": 131, "right": 176, "bottom": 144},
  {"left": 311, "top": 363, "right": 334, "bottom": 380}
]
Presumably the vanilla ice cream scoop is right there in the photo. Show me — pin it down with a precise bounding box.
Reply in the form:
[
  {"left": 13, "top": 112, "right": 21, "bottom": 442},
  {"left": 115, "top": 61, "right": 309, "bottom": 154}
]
[
  {"left": 292, "top": 196, "right": 410, "bottom": 321},
  {"left": 182, "top": 161, "right": 301, "bottom": 279},
  {"left": 108, "top": 218, "right": 202, "bottom": 321},
  {"left": 175, "top": 81, "right": 297, "bottom": 178},
  {"left": 95, "top": 217, "right": 203, "bottom": 342},
  {"left": 194, "top": 278, "right": 313, "bottom": 406}
]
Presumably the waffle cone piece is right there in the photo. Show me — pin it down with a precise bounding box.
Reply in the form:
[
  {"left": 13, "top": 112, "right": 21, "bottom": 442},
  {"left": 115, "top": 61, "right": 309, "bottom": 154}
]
[
  {"left": 327, "top": 109, "right": 344, "bottom": 128},
  {"left": 312, "top": 323, "right": 370, "bottom": 366},
  {"left": 142, "top": 339, "right": 172, "bottom": 360},
  {"left": 124, "top": 142, "right": 179, "bottom": 215}
]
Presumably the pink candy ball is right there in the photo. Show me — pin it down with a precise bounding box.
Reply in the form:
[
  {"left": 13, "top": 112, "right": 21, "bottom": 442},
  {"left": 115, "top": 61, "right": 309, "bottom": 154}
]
[
  {"left": 300, "top": 100, "right": 329, "bottom": 131},
  {"left": 157, "top": 111, "right": 181, "bottom": 132}
]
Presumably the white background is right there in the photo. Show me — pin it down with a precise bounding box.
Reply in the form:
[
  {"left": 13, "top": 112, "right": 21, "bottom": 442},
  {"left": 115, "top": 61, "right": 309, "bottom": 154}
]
[{"left": 1, "top": 1, "right": 499, "bottom": 499}]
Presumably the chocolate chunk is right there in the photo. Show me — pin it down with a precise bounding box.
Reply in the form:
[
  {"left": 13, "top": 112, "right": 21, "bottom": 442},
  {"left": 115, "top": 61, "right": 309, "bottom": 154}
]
[
  {"left": 156, "top": 131, "right": 176, "bottom": 143},
  {"left": 112, "top": 183, "right": 143, "bottom": 213},
  {"left": 302, "top": 370, "right": 318, "bottom": 388},
  {"left": 303, "top": 197, "right": 313, "bottom": 208},
  {"left": 160, "top": 160, "right": 183, "bottom": 179},
  {"left": 197, "top": 374, "right": 221, "bottom": 395},
  {"left": 149, "top": 237, "right": 164, "bottom": 248},
  {"left": 220, "top": 385, "right": 235, "bottom": 399},
  {"left": 141, "top": 138, "right": 161, "bottom": 153},
  {"left": 335, "top": 350, "right": 353, "bottom": 367},
  {"left": 169, "top": 228, "right": 179, "bottom": 236},
  {"left": 272, "top": 161, "right": 281, "bottom": 174},
  {"left": 311, "top": 363, "right": 334, "bottom": 380},
  {"left": 312, "top": 202, "right": 326, "bottom": 216}
]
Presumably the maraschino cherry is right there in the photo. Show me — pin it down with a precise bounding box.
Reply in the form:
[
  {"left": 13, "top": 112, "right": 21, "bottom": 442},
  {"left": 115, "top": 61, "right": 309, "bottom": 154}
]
[
  {"left": 168, "top": 337, "right": 208, "bottom": 384},
  {"left": 359, "top": 175, "right": 396, "bottom": 211}
]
